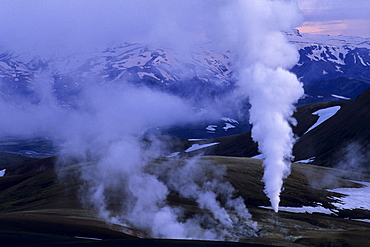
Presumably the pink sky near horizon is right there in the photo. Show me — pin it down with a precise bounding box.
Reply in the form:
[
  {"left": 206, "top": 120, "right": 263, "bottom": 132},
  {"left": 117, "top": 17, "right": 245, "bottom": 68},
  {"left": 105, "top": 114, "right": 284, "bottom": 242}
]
[{"left": 296, "top": 0, "right": 370, "bottom": 38}]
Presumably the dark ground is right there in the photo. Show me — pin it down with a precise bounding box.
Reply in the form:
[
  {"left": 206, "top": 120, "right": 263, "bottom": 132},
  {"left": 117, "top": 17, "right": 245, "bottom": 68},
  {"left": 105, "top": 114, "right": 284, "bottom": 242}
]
[{"left": 1, "top": 155, "right": 370, "bottom": 246}]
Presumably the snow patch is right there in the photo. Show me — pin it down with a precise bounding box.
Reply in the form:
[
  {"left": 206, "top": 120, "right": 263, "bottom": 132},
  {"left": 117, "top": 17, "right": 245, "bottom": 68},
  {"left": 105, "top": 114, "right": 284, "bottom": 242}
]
[
  {"left": 206, "top": 125, "right": 217, "bottom": 132},
  {"left": 220, "top": 117, "right": 239, "bottom": 124},
  {"left": 296, "top": 157, "right": 315, "bottom": 163},
  {"left": 304, "top": 106, "right": 341, "bottom": 134},
  {"left": 74, "top": 236, "right": 102, "bottom": 241},
  {"left": 166, "top": 152, "right": 180, "bottom": 158},
  {"left": 223, "top": 123, "right": 236, "bottom": 131},
  {"left": 0, "top": 169, "right": 5, "bottom": 177},
  {"left": 331, "top": 94, "right": 351, "bottom": 100},
  {"left": 137, "top": 72, "right": 161, "bottom": 81},
  {"left": 353, "top": 219, "right": 370, "bottom": 223},
  {"left": 185, "top": 143, "right": 219, "bottom": 153},
  {"left": 335, "top": 66, "right": 343, "bottom": 73},
  {"left": 357, "top": 54, "right": 367, "bottom": 66},
  {"left": 328, "top": 181, "right": 370, "bottom": 211},
  {"left": 259, "top": 205, "right": 333, "bottom": 215},
  {"left": 251, "top": 154, "right": 263, "bottom": 159}
]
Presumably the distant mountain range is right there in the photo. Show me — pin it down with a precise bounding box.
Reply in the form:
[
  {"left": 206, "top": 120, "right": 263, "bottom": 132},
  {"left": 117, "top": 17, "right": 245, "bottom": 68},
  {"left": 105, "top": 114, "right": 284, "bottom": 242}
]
[
  {"left": 0, "top": 30, "right": 369, "bottom": 141},
  {"left": 287, "top": 29, "right": 370, "bottom": 104},
  {"left": 0, "top": 44, "right": 234, "bottom": 107},
  {"left": 1, "top": 30, "right": 369, "bottom": 106}
]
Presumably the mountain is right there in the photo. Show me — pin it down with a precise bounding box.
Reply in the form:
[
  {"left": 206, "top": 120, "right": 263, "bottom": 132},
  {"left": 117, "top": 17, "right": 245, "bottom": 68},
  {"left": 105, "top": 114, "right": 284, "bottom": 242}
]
[
  {"left": 293, "top": 87, "right": 370, "bottom": 169},
  {"left": 183, "top": 87, "right": 370, "bottom": 171},
  {"left": 0, "top": 44, "right": 234, "bottom": 106},
  {"left": 287, "top": 29, "right": 370, "bottom": 103},
  {"left": 2, "top": 30, "right": 370, "bottom": 109},
  {"left": 1, "top": 31, "right": 370, "bottom": 142}
]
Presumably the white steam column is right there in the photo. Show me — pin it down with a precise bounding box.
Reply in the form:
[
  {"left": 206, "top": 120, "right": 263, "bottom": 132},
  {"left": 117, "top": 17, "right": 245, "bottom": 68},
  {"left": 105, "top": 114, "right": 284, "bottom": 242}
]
[
  {"left": 231, "top": 0, "right": 304, "bottom": 212},
  {"left": 246, "top": 65, "right": 303, "bottom": 212}
]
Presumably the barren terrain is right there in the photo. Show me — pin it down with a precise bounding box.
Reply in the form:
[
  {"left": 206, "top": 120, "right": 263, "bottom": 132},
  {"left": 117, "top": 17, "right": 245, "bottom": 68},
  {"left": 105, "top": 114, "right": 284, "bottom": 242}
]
[{"left": 1, "top": 155, "right": 369, "bottom": 246}]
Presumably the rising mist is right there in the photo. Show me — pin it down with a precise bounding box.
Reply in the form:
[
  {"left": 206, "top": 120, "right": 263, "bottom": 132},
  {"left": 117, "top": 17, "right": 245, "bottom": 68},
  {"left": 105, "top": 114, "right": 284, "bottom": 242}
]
[{"left": 0, "top": 0, "right": 304, "bottom": 238}]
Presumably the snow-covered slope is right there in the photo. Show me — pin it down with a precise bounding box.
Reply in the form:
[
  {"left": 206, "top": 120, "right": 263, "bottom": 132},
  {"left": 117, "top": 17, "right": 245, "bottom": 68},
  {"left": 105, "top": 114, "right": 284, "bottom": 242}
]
[
  {"left": 1, "top": 31, "right": 369, "bottom": 141},
  {"left": 0, "top": 44, "right": 234, "bottom": 106},
  {"left": 287, "top": 29, "right": 370, "bottom": 69},
  {"left": 286, "top": 30, "right": 370, "bottom": 103},
  {"left": 1, "top": 30, "right": 369, "bottom": 108}
]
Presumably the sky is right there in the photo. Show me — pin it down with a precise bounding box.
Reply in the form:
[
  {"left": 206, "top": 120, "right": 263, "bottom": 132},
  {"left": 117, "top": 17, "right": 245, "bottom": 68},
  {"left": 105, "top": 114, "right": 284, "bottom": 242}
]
[{"left": 297, "top": 0, "right": 370, "bottom": 38}]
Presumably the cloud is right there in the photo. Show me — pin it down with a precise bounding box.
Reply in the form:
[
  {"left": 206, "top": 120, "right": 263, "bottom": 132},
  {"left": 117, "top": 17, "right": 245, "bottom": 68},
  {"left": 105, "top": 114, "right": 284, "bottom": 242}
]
[
  {"left": 296, "top": 0, "right": 370, "bottom": 37},
  {"left": 0, "top": 0, "right": 231, "bottom": 56}
]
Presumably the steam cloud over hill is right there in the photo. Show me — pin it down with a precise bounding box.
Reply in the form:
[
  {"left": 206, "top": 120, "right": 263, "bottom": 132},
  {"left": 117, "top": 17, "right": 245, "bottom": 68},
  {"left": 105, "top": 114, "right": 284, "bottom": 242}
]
[{"left": 0, "top": 0, "right": 304, "bottom": 239}]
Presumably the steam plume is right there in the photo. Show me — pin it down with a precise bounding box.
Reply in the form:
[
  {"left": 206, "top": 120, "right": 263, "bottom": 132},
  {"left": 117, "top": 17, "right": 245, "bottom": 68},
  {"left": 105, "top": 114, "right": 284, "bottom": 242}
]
[
  {"left": 0, "top": 0, "right": 304, "bottom": 237},
  {"left": 336, "top": 141, "right": 370, "bottom": 174},
  {"left": 226, "top": 1, "right": 304, "bottom": 212}
]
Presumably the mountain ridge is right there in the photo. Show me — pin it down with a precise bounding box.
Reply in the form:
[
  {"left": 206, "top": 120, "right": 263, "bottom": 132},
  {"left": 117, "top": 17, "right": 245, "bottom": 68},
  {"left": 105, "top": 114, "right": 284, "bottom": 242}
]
[
  {"left": 287, "top": 30, "right": 370, "bottom": 103},
  {"left": 194, "top": 87, "right": 370, "bottom": 171},
  {"left": 1, "top": 30, "right": 370, "bottom": 109}
]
